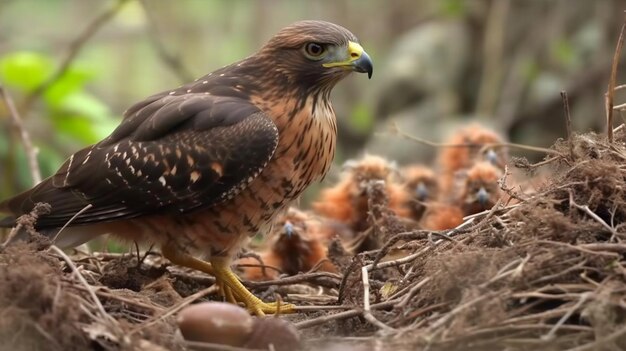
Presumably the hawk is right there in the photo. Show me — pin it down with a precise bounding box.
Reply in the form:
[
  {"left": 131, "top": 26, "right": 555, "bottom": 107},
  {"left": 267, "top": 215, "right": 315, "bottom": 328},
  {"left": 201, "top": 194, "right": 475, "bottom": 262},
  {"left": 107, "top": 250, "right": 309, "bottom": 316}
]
[{"left": 0, "top": 20, "right": 372, "bottom": 315}]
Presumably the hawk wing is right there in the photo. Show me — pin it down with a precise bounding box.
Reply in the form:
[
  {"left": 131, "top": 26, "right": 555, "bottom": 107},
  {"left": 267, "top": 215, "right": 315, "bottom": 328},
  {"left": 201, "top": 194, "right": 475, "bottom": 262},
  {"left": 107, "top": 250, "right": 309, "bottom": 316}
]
[{"left": 0, "top": 93, "right": 279, "bottom": 228}]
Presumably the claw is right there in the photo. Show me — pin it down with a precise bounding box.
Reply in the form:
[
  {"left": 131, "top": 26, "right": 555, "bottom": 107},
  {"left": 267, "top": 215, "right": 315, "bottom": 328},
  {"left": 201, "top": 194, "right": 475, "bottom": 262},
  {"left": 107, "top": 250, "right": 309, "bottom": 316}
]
[{"left": 162, "top": 246, "right": 295, "bottom": 316}]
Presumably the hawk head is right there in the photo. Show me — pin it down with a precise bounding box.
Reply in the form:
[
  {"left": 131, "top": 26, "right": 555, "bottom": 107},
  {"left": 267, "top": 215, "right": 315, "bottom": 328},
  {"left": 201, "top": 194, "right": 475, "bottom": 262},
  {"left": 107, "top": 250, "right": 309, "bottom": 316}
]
[{"left": 248, "top": 20, "right": 373, "bottom": 95}]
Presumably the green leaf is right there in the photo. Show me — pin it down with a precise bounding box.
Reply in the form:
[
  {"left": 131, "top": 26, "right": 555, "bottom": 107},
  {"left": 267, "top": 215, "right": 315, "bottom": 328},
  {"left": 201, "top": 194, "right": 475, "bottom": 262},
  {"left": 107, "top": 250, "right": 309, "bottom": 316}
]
[
  {"left": 438, "top": 0, "right": 466, "bottom": 17},
  {"left": 43, "top": 66, "right": 94, "bottom": 107},
  {"left": 552, "top": 39, "right": 575, "bottom": 67},
  {"left": 0, "top": 52, "right": 53, "bottom": 91},
  {"left": 57, "top": 91, "right": 110, "bottom": 121}
]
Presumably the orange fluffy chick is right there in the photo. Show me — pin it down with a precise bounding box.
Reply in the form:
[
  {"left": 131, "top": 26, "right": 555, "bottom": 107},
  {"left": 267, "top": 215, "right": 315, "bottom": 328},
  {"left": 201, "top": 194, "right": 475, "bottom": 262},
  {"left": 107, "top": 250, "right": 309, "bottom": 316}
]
[
  {"left": 312, "top": 154, "right": 411, "bottom": 233},
  {"left": 421, "top": 203, "right": 464, "bottom": 231},
  {"left": 439, "top": 124, "right": 508, "bottom": 196},
  {"left": 401, "top": 165, "right": 439, "bottom": 221},
  {"left": 238, "top": 208, "right": 337, "bottom": 281},
  {"left": 421, "top": 162, "right": 503, "bottom": 231},
  {"left": 457, "top": 161, "right": 503, "bottom": 216}
]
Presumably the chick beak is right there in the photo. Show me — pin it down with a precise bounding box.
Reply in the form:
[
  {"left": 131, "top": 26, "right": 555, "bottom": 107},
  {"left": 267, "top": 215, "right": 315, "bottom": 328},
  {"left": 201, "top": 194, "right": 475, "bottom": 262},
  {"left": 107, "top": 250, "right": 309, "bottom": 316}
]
[
  {"left": 485, "top": 149, "right": 498, "bottom": 165},
  {"left": 415, "top": 181, "right": 429, "bottom": 201},
  {"left": 477, "top": 187, "right": 489, "bottom": 206},
  {"left": 283, "top": 221, "right": 294, "bottom": 238}
]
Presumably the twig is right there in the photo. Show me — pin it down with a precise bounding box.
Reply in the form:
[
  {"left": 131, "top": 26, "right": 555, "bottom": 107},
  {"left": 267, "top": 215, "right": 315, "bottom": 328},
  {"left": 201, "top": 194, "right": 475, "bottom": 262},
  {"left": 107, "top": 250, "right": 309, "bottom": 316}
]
[
  {"left": 51, "top": 204, "right": 93, "bottom": 242},
  {"left": 1, "top": 202, "right": 51, "bottom": 248},
  {"left": 428, "top": 292, "right": 497, "bottom": 331},
  {"left": 361, "top": 266, "right": 396, "bottom": 332},
  {"left": 294, "top": 300, "right": 398, "bottom": 330},
  {"left": 386, "top": 121, "right": 560, "bottom": 155},
  {"left": 606, "top": 12, "right": 626, "bottom": 143},
  {"left": 395, "top": 277, "right": 431, "bottom": 309},
  {"left": 244, "top": 271, "right": 341, "bottom": 289},
  {"left": 571, "top": 202, "right": 616, "bottom": 236},
  {"left": 0, "top": 86, "right": 41, "bottom": 184},
  {"left": 138, "top": 0, "right": 195, "bottom": 82},
  {"left": 130, "top": 284, "right": 219, "bottom": 334},
  {"left": 563, "top": 323, "right": 626, "bottom": 351},
  {"left": 561, "top": 91, "right": 574, "bottom": 159},
  {"left": 23, "top": 0, "right": 129, "bottom": 110},
  {"left": 541, "top": 292, "right": 590, "bottom": 341},
  {"left": 49, "top": 245, "right": 115, "bottom": 324},
  {"left": 370, "top": 230, "right": 429, "bottom": 270}
]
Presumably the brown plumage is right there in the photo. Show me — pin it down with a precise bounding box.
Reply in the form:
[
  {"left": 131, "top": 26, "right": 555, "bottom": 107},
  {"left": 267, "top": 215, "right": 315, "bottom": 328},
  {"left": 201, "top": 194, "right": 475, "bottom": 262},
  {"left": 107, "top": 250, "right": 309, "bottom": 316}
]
[
  {"left": 401, "top": 165, "right": 439, "bottom": 221},
  {"left": 0, "top": 20, "right": 372, "bottom": 315},
  {"left": 438, "top": 124, "right": 508, "bottom": 197},
  {"left": 238, "top": 208, "right": 337, "bottom": 281},
  {"left": 312, "top": 154, "right": 411, "bottom": 233}
]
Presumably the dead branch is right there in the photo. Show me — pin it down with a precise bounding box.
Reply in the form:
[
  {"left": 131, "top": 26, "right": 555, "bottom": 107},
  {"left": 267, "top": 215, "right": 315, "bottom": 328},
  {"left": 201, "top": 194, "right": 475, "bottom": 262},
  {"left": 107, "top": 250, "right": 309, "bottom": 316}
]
[
  {"left": 0, "top": 85, "right": 41, "bottom": 184},
  {"left": 606, "top": 12, "right": 626, "bottom": 143},
  {"left": 23, "top": 0, "right": 129, "bottom": 110}
]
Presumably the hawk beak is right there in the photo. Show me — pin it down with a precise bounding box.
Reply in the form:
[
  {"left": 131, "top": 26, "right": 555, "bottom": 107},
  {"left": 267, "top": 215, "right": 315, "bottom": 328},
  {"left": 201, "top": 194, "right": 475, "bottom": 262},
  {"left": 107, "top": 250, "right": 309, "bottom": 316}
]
[{"left": 323, "top": 41, "right": 373, "bottom": 79}]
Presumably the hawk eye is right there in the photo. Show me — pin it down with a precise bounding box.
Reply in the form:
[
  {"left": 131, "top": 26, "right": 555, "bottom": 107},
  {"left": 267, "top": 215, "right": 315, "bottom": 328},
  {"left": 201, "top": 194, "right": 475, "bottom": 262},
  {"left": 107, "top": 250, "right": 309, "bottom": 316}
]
[{"left": 303, "top": 42, "right": 326, "bottom": 60}]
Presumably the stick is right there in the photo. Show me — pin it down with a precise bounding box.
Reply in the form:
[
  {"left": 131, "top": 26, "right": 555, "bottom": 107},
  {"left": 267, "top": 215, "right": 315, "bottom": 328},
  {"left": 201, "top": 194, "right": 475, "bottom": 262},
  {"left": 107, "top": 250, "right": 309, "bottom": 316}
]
[
  {"left": 130, "top": 284, "right": 219, "bottom": 334},
  {"left": 294, "top": 300, "right": 397, "bottom": 329},
  {"left": 561, "top": 91, "right": 574, "bottom": 159},
  {"left": 138, "top": 0, "right": 195, "bottom": 82},
  {"left": 51, "top": 204, "right": 93, "bottom": 242},
  {"left": 23, "top": 0, "right": 129, "bottom": 110},
  {"left": 361, "top": 266, "right": 396, "bottom": 332},
  {"left": 386, "top": 121, "right": 560, "bottom": 155},
  {"left": 541, "top": 292, "right": 590, "bottom": 341},
  {"left": 606, "top": 12, "right": 626, "bottom": 143},
  {"left": 0, "top": 86, "right": 41, "bottom": 184},
  {"left": 49, "top": 245, "right": 115, "bottom": 324}
]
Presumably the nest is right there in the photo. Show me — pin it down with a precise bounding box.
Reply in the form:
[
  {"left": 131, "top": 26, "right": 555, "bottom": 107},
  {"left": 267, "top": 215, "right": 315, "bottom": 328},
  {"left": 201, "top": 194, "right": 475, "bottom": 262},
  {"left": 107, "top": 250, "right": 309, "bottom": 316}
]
[
  {"left": 2, "top": 129, "right": 626, "bottom": 351},
  {"left": 304, "top": 128, "right": 626, "bottom": 350}
]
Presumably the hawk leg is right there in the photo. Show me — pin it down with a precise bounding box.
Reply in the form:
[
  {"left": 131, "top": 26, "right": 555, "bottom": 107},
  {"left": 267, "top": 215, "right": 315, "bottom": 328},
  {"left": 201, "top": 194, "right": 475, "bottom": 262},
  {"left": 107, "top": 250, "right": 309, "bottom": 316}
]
[{"left": 162, "top": 245, "right": 295, "bottom": 316}]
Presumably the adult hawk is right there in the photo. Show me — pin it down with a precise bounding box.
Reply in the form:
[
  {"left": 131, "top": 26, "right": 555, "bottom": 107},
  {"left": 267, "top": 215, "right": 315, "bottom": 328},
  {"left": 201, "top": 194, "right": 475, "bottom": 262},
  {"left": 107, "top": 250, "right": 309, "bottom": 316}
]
[{"left": 0, "top": 20, "right": 373, "bottom": 315}]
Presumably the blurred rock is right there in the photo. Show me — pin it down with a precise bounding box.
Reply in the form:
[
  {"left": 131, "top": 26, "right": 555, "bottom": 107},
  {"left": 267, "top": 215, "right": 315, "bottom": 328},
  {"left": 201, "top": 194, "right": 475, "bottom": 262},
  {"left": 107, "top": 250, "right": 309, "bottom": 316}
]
[{"left": 374, "top": 20, "right": 470, "bottom": 119}]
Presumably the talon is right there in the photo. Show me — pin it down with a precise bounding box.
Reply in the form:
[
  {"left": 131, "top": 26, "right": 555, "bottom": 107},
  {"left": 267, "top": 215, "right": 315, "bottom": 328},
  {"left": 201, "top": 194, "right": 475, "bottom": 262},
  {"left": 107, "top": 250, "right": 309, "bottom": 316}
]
[{"left": 211, "top": 257, "right": 296, "bottom": 315}]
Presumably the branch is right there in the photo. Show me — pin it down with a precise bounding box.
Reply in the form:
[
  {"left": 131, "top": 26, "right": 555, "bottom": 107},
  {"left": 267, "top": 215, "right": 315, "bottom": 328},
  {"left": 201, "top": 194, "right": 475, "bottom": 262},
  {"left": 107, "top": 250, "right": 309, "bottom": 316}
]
[
  {"left": 606, "top": 12, "right": 626, "bottom": 143},
  {"left": 0, "top": 85, "right": 41, "bottom": 184},
  {"left": 561, "top": 91, "right": 574, "bottom": 159},
  {"left": 386, "top": 121, "right": 560, "bottom": 156},
  {"left": 22, "top": 0, "right": 130, "bottom": 111},
  {"left": 139, "top": 0, "right": 195, "bottom": 82}
]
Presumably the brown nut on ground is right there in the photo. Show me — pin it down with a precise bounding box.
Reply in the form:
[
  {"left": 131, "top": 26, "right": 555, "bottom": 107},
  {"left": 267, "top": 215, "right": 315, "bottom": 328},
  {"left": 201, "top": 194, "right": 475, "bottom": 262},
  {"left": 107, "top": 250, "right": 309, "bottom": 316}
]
[
  {"left": 243, "top": 317, "right": 302, "bottom": 351},
  {"left": 177, "top": 302, "right": 254, "bottom": 347}
]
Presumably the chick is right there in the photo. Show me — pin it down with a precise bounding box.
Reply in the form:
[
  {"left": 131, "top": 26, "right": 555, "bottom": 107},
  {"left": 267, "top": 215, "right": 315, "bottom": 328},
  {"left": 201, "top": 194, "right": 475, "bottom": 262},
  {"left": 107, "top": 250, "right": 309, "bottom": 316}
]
[
  {"left": 456, "top": 161, "right": 503, "bottom": 216},
  {"left": 238, "top": 208, "right": 337, "bottom": 281},
  {"left": 401, "top": 165, "right": 439, "bottom": 221},
  {"left": 312, "top": 154, "right": 411, "bottom": 233},
  {"left": 420, "top": 203, "right": 464, "bottom": 231},
  {"left": 438, "top": 124, "right": 508, "bottom": 196}
]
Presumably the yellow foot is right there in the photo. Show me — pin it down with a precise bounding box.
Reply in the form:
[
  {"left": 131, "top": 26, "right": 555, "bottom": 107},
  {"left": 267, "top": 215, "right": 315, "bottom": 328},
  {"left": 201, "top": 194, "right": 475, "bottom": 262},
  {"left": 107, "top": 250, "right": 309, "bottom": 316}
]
[
  {"left": 162, "top": 245, "right": 295, "bottom": 316},
  {"left": 212, "top": 257, "right": 295, "bottom": 316}
]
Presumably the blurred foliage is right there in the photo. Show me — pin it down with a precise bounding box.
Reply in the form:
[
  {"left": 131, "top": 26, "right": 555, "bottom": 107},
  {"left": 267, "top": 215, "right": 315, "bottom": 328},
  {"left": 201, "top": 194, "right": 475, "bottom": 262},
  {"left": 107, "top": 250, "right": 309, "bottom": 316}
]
[{"left": 0, "top": 50, "right": 119, "bottom": 195}]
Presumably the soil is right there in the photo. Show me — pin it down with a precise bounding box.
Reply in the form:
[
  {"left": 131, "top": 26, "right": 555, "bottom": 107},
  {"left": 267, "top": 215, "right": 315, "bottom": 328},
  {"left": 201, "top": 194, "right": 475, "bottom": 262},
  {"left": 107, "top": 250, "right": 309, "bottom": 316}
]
[{"left": 2, "top": 129, "right": 626, "bottom": 351}]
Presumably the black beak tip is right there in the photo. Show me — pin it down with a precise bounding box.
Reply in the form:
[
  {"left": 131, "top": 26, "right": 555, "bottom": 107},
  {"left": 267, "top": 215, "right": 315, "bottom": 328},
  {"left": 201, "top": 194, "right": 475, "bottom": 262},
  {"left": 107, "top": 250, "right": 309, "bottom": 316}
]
[{"left": 354, "top": 52, "right": 373, "bottom": 79}]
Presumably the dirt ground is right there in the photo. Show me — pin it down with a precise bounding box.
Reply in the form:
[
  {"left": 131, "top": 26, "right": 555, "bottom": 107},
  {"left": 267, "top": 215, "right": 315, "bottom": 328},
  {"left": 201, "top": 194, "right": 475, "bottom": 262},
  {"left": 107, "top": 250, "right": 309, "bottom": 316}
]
[{"left": 1, "top": 126, "right": 626, "bottom": 351}]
